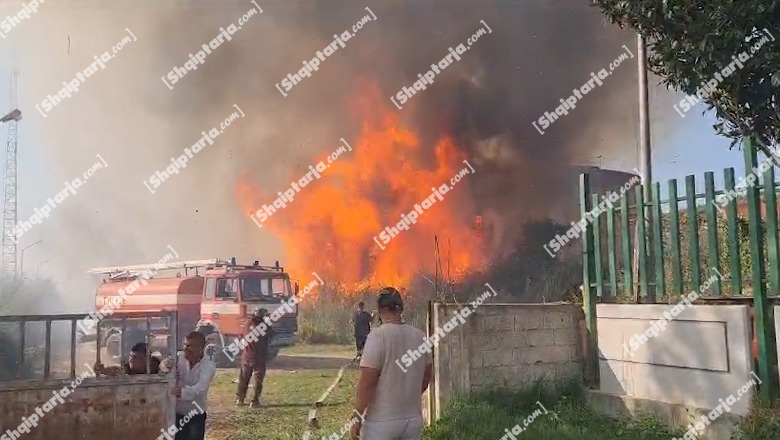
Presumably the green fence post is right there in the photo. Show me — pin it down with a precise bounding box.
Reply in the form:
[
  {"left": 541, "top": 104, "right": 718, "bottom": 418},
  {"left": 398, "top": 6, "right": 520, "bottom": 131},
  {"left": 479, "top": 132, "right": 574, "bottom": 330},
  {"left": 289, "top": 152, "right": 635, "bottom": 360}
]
[
  {"left": 668, "top": 179, "right": 683, "bottom": 298},
  {"left": 621, "top": 194, "right": 633, "bottom": 298},
  {"left": 593, "top": 194, "right": 604, "bottom": 301},
  {"left": 704, "top": 172, "right": 721, "bottom": 295},
  {"left": 724, "top": 168, "right": 742, "bottom": 296},
  {"left": 580, "top": 174, "right": 598, "bottom": 385},
  {"left": 606, "top": 200, "right": 618, "bottom": 302},
  {"left": 743, "top": 138, "right": 778, "bottom": 398},
  {"left": 686, "top": 175, "right": 701, "bottom": 293},
  {"left": 636, "top": 186, "right": 649, "bottom": 300},
  {"left": 763, "top": 165, "right": 780, "bottom": 297},
  {"left": 652, "top": 183, "right": 664, "bottom": 301}
]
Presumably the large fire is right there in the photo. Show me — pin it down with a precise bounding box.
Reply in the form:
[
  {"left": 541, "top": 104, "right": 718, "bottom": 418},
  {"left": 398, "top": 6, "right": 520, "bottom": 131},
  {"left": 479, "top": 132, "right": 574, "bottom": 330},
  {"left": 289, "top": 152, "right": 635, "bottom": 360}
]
[{"left": 236, "top": 83, "right": 487, "bottom": 289}]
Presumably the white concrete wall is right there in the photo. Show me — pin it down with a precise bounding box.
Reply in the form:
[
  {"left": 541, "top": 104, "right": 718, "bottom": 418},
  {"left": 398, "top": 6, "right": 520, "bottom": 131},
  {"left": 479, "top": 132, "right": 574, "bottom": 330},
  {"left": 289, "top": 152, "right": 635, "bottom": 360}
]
[{"left": 597, "top": 304, "right": 754, "bottom": 415}]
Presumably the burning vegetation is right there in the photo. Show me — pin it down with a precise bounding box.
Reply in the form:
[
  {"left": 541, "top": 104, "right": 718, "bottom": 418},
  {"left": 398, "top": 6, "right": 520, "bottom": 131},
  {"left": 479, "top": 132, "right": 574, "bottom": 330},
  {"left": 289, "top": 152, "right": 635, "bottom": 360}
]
[{"left": 236, "top": 83, "right": 487, "bottom": 287}]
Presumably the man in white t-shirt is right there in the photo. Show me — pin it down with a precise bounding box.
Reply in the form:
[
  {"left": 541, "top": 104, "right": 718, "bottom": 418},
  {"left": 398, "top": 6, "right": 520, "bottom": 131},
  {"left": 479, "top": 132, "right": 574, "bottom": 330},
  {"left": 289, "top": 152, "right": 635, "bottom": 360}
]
[
  {"left": 350, "top": 287, "right": 433, "bottom": 440},
  {"left": 169, "top": 331, "right": 217, "bottom": 440}
]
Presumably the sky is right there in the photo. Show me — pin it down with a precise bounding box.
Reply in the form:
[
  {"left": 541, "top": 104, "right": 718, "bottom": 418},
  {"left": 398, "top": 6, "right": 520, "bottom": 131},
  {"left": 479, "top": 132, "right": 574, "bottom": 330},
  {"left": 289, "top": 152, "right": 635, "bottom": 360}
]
[{"left": 0, "top": 0, "right": 759, "bottom": 307}]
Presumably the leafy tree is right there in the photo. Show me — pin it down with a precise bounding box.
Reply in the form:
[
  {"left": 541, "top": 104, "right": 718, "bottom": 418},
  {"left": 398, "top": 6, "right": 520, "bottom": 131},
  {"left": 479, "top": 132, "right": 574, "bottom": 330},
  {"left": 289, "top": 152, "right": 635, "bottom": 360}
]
[{"left": 595, "top": 0, "right": 780, "bottom": 153}]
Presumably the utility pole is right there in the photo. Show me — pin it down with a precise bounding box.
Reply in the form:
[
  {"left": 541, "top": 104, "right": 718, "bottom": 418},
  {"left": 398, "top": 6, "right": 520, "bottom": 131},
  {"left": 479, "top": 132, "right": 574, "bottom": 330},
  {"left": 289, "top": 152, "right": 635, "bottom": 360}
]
[
  {"left": 19, "top": 239, "right": 42, "bottom": 278},
  {"left": 2, "top": 72, "right": 20, "bottom": 278},
  {"left": 633, "top": 33, "right": 653, "bottom": 302},
  {"left": 638, "top": 35, "right": 652, "bottom": 196}
]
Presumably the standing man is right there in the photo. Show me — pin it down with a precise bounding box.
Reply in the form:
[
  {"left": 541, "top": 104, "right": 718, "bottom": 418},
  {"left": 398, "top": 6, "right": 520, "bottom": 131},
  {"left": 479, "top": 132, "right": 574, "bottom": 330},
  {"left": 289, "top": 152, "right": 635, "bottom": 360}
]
[
  {"left": 350, "top": 287, "right": 433, "bottom": 440},
  {"left": 170, "top": 331, "right": 217, "bottom": 440},
  {"left": 352, "top": 301, "right": 373, "bottom": 358},
  {"left": 236, "top": 308, "right": 274, "bottom": 408}
]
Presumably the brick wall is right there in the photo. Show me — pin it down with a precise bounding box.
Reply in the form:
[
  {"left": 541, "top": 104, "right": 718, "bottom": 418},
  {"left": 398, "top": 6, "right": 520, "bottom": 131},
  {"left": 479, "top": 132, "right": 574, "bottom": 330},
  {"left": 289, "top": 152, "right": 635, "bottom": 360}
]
[
  {"left": 0, "top": 375, "right": 172, "bottom": 440},
  {"left": 429, "top": 303, "right": 584, "bottom": 420}
]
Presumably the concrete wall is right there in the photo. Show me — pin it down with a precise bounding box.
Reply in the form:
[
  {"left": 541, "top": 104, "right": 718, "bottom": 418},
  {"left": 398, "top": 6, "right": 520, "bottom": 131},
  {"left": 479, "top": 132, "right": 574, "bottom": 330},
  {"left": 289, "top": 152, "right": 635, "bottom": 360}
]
[
  {"left": 596, "top": 304, "right": 754, "bottom": 415},
  {"left": 430, "top": 303, "right": 584, "bottom": 420},
  {"left": 0, "top": 375, "right": 173, "bottom": 440}
]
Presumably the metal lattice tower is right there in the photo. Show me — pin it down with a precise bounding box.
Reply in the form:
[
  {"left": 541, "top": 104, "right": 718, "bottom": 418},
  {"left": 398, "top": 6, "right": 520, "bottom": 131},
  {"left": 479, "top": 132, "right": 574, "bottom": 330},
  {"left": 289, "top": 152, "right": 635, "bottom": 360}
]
[{"left": 2, "top": 72, "right": 18, "bottom": 277}]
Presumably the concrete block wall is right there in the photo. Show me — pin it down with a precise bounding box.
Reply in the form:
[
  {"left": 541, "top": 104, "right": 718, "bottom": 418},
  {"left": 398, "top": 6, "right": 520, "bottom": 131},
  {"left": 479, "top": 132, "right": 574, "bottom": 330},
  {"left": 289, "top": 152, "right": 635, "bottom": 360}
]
[
  {"left": 0, "top": 376, "right": 173, "bottom": 440},
  {"left": 430, "top": 303, "right": 584, "bottom": 419}
]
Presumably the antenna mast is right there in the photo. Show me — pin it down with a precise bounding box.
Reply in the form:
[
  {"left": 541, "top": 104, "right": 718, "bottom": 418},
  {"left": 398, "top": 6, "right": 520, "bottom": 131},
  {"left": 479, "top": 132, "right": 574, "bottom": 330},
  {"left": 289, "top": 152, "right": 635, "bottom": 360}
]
[{"left": 2, "top": 72, "right": 19, "bottom": 277}]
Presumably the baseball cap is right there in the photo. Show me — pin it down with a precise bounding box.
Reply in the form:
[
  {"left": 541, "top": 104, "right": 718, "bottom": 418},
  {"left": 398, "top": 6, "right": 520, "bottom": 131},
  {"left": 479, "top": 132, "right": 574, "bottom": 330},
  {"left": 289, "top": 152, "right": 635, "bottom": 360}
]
[{"left": 377, "top": 286, "right": 403, "bottom": 312}]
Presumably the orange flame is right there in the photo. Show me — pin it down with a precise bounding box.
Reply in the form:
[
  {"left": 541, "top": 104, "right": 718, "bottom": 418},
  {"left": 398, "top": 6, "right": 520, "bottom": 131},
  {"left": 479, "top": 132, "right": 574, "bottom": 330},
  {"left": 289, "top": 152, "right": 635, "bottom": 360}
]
[{"left": 236, "top": 82, "right": 487, "bottom": 289}]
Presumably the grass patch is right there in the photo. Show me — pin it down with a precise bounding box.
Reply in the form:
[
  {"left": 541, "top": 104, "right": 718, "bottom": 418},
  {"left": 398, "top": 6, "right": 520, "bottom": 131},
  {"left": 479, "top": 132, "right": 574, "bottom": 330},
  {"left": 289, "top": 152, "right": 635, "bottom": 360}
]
[
  {"left": 732, "top": 397, "right": 780, "bottom": 440},
  {"left": 280, "top": 343, "right": 356, "bottom": 359},
  {"left": 422, "top": 382, "right": 685, "bottom": 440},
  {"left": 206, "top": 367, "right": 358, "bottom": 440}
]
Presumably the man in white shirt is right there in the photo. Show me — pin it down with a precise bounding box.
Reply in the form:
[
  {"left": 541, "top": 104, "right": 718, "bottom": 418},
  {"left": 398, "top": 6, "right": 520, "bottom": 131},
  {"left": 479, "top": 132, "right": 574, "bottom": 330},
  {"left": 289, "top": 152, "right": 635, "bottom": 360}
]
[
  {"left": 170, "top": 331, "right": 217, "bottom": 440},
  {"left": 351, "top": 287, "right": 433, "bottom": 440}
]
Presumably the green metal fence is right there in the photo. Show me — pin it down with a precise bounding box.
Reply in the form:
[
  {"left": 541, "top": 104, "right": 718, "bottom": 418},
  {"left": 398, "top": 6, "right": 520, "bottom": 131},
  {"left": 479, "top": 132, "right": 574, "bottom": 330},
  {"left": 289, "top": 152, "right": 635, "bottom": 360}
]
[{"left": 580, "top": 138, "right": 779, "bottom": 398}]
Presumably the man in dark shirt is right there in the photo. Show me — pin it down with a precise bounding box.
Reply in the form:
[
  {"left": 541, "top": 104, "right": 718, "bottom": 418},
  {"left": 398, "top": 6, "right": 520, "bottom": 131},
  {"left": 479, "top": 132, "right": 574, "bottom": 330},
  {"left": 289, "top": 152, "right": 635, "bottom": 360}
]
[
  {"left": 236, "top": 308, "right": 274, "bottom": 408},
  {"left": 94, "top": 342, "right": 161, "bottom": 376},
  {"left": 125, "top": 342, "right": 161, "bottom": 374},
  {"left": 352, "top": 301, "right": 373, "bottom": 358}
]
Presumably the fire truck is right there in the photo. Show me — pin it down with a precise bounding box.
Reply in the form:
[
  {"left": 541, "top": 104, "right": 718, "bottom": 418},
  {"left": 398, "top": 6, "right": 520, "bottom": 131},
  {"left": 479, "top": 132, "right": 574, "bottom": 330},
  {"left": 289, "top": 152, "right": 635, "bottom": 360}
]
[{"left": 86, "top": 258, "right": 299, "bottom": 367}]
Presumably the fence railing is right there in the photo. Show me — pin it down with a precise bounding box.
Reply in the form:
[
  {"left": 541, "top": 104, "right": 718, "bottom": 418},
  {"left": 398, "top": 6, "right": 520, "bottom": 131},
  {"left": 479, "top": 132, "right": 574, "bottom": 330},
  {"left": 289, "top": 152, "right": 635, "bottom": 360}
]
[
  {"left": 580, "top": 137, "right": 779, "bottom": 398},
  {"left": 0, "top": 311, "right": 177, "bottom": 382}
]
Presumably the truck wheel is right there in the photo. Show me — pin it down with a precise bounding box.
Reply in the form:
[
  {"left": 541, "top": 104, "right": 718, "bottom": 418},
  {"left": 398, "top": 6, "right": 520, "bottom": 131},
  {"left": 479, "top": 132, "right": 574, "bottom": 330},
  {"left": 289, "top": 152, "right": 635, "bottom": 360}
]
[{"left": 268, "top": 347, "right": 280, "bottom": 362}]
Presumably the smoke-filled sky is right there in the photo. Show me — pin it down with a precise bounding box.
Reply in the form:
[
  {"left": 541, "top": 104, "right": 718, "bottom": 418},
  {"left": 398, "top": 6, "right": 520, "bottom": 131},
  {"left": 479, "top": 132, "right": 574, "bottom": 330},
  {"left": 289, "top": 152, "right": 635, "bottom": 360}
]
[{"left": 0, "top": 0, "right": 732, "bottom": 310}]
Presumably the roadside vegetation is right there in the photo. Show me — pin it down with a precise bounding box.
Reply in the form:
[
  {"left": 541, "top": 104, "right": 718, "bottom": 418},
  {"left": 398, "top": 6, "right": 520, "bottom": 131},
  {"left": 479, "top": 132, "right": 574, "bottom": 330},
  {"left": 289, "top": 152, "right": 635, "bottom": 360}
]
[
  {"left": 422, "top": 381, "right": 683, "bottom": 440},
  {"left": 732, "top": 398, "right": 780, "bottom": 440},
  {"left": 424, "top": 381, "right": 780, "bottom": 440}
]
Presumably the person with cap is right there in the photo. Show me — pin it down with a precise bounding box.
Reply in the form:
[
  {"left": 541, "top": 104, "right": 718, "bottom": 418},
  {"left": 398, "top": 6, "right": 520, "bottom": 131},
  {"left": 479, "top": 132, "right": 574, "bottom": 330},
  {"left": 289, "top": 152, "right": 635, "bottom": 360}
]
[
  {"left": 236, "top": 307, "right": 274, "bottom": 408},
  {"left": 350, "top": 287, "right": 433, "bottom": 440},
  {"left": 352, "top": 301, "right": 373, "bottom": 358}
]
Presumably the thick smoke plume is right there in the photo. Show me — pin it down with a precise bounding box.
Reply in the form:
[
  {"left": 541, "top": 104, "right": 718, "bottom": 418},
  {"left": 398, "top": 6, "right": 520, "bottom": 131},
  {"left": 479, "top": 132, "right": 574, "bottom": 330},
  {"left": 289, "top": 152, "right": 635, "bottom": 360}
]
[{"left": 4, "top": 0, "right": 678, "bottom": 308}]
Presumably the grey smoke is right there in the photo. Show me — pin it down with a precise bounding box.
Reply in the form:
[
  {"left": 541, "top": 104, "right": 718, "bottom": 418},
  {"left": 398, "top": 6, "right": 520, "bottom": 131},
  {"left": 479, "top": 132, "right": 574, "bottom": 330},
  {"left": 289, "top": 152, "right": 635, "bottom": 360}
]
[{"left": 4, "top": 0, "right": 680, "bottom": 308}]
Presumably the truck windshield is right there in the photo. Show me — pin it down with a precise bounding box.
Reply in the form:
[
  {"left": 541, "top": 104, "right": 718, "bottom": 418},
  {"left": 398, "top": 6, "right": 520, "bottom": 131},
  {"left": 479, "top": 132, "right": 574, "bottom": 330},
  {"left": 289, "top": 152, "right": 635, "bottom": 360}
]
[{"left": 241, "top": 277, "right": 291, "bottom": 301}]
